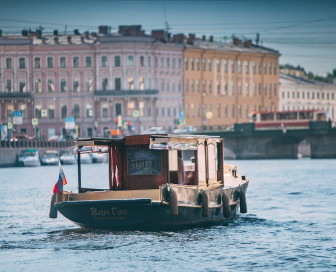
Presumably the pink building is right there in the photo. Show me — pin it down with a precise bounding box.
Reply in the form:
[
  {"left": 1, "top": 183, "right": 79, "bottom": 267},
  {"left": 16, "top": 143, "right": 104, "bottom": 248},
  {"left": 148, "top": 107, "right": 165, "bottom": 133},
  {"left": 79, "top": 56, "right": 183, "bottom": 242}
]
[{"left": 0, "top": 26, "right": 184, "bottom": 139}]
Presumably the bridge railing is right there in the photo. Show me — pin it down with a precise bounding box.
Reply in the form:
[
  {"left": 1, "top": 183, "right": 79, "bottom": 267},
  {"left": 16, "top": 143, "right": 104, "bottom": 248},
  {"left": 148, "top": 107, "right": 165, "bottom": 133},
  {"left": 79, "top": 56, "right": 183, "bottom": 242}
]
[{"left": 0, "top": 140, "right": 74, "bottom": 149}]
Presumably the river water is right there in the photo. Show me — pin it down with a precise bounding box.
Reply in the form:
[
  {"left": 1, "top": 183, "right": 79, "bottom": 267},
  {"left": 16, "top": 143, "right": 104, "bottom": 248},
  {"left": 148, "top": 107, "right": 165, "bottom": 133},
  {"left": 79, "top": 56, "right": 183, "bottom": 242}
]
[{"left": 0, "top": 159, "right": 335, "bottom": 271}]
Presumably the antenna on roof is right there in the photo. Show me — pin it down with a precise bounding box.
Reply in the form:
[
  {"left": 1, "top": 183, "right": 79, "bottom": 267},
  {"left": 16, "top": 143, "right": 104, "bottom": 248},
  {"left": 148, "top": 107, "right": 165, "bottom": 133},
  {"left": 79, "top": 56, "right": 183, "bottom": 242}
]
[{"left": 163, "top": 6, "right": 171, "bottom": 41}]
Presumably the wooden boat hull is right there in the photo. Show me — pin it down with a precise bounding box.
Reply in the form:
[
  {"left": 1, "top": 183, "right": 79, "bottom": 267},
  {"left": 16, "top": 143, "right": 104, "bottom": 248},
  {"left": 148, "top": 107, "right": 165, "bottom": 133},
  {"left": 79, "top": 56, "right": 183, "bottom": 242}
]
[{"left": 54, "top": 183, "right": 248, "bottom": 230}]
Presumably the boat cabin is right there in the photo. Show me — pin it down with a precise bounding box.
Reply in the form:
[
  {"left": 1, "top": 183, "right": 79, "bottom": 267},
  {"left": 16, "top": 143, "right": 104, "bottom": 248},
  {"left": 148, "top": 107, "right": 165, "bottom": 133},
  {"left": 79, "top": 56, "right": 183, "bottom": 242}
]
[{"left": 75, "top": 134, "right": 224, "bottom": 192}]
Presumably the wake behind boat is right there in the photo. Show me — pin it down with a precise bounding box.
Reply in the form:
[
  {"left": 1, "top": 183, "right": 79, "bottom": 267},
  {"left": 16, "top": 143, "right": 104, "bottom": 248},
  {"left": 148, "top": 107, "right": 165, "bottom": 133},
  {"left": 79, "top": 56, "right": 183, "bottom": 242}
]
[{"left": 49, "top": 134, "right": 249, "bottom": 230}]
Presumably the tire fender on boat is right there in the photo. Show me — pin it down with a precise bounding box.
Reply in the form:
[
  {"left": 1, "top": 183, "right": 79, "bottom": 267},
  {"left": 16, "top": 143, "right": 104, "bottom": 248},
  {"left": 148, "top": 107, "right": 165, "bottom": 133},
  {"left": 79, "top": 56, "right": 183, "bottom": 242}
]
[
  {"left": 169, "top": 188, "right": 178, "bottom": 215},
  {"left": 222, "top": 192, "right": 231, "bottom": 218},
  {"left": 49, "top": 193, "right": 58, "bottom": 219},
  {"left": 201, "top": 191, "right": 209, "bottom": 217},
  {"left": 239, "top": 190, "right": 247, "bottom": 214}
]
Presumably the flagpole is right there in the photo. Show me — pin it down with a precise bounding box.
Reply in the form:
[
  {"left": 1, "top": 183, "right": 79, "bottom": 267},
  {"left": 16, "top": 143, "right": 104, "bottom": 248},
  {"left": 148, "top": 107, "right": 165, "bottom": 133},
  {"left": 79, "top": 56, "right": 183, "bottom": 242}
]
[{"left": 78, "top": 152, "right": 82, "bottom": 193}]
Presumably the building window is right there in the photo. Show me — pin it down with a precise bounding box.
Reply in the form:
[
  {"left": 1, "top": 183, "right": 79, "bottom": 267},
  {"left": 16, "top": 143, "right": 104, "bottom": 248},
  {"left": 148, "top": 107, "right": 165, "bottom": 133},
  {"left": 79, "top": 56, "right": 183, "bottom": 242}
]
[
  {"left": 224, "top": 104, "right": 228, "bottom": 118},
  {"left": 224, "top": 60, "right": 227, "bottom": 72},
  {"left": 155, "top": 57, "right": 158, "bottom": 68},
  {"left": 34, "top": 79, "right": 42, "bottom": 93},
  {"left": 127, "top": 101, "right": 134, "bottom": 117},
  {"left": 191, "top": 58, "right": 194, "bottom": 70},
  {"left": 73, "top": 78, "right": 79, "bottom": 92},
  {"left": 232, "top": 104, "right": 235, "bottom": 118},
  {"left": 127, "top": 56, "right": 134, "bottom": 67},
  {"left": 48, "top": 105, "right": 55, "bottom": 119},
  {"left": 173, "top": 58, "right": 176, "bottom": 69},
  {"left": 35, "top": 106, "right": 42, "bottom": 119},
  {"left": 162, "top": 107, "right": 165, "bottom": 117},
  {"left": 34, "top": 57, "right": 41, "bottom": 69},
  {"left": 86, "top": 78, "right": 93, "bottom": 92},
  {"left": 47, "top": 57, "right": 53, "bottom": 68},
  {"left": 61, "top": 79, "right": 67, "bottom": 92},
  {"left": 231, "top": 60, "right": 235, "bottom": 73},
  {"left": 114, "top": 55, "right": 121, "bottom": 67},
  {"left": 208, "top": 59, "right": 212, "bottom": 71},
  {"left": 217, "top": 59, "right": 220, "bottom": 72},
  {"left": 253, "top": 62, "right": 256, "bottom": 74},
  {"left": 238, "top": 61, "right": 242, "bottom": 73},
  {"left": 19, "top": 57, "right": 26, "bottom": 69},
  {"left": 161, "top": 57, "right": 164, "bottom": 68},
  {"left": 140, "top": 56, "right": 145, "bottom": 67},
  {"left": 245, "top": 61, "right": 249, "bottom": 74},
  {"left": 185, "top": 58, "right": 188, "bottom": 70},
  {"left": 86, "top": 56, "right": 92, "bottom": 67},
  {"left": 264, "top": 63, "right": 267, "bottom": 74},
  {"left": 6, "top": 58, "right": 12, "bottom": 69},
  {"left": 191, "top": 80, "right": 195, "bottom": 92},
  {"left": 167, "top": 57, "right": 170, "bottom": 69},
  {"left": 128, "top": 78, "right": 134, "bottom": 90},
  {"left": 86, "top": 104, "right": 93, "bottom": 118},
  {"left": 178, "top": 58, "right": 182, "bottom": 68},
  {"left": 115, "top": 78, "right": 121, "bottom": 90},
  {"left": 140, "top": 77, "right": 144, "bottom": 90},
  {"left": 48, "top": 79, "right": 54, "bottom": 92},
  {"left": 102, "top": 56, "right": 108, "bottom": 67},
  {"left": 19, "top": 81, "right": 26, "bottom": 93},
  {"left": 73, "top": 56, "right": 79, "bottom": 68},
  {"left": 115, "top": 103, "right": 122, "bottom": 116},
  {"left": 269, "top": 63, "right": 272, "bottom": 74},
  {"left": 217, "top": 104, "right": 221, "bottom": 118},
  {"left": 161, "top": 79, "right": 165, "bottom": 91},
  {"left": 273, "top": 63, "right": 277, "bottom": 75},
  {"left": 102, "top": 103, "right": 109, "bottom": 118},
  {"left": 259, "top": 63, "right": 262, "bottom": 74},
  {"left": 61, "top": 105, "right": 67, "bottom": 119},
  {"left": 209, "top": 81, "right": 212, "bottom": 94},
  {"left": 185, "top": 79, "right": 189, "bottom": 92},
  {"left": 60, "top": 56, "right": 66, "bottom": 68},
  {"left": 102, "top": 78, "right": 108, "bottom": 90},
  {"left": 148, "top": 56, "right": 151, "bottom": 67},
  {"left": 202, "top": 59, "right": 206, "bottom": 71},
  {"left": 74, "top": 104, "right": 80, "bottom": 119}
]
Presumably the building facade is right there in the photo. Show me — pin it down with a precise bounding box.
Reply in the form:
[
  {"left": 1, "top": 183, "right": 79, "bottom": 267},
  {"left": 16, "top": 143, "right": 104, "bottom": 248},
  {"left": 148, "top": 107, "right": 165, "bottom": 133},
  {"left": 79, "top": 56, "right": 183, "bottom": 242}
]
[
  {"left": 0, "top": 26, "right": 184, "bottom": 139},
  {"left": 279, "top": 73, "right": 336, "bottom": 122},
  {"left": 184, "top": 36, "right": 280, "bottom": 130}
]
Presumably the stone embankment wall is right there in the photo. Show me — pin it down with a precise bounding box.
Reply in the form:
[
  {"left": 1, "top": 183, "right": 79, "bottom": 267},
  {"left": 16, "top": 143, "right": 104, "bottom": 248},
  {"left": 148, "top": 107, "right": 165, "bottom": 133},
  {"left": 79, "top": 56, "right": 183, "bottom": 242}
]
[{"left": 0, "top": 140, "right": 74, "bottom": 167}]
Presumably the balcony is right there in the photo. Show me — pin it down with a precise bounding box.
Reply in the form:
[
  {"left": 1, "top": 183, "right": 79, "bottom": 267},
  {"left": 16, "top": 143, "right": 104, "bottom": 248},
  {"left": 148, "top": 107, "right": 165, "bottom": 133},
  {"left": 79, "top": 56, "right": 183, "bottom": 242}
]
[
  {"left": 94, "top": 89, "right": 159, "bottom": 97},
  {"left": 0, "top": 92, "right": 31, "bottom": 99}
]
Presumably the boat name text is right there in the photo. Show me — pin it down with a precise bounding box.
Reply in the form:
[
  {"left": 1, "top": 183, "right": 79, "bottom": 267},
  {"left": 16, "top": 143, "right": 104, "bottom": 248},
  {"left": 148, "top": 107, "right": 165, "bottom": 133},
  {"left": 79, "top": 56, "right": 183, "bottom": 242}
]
[{"left": 90, "top": 207, "right": 127, "bottom": 217}]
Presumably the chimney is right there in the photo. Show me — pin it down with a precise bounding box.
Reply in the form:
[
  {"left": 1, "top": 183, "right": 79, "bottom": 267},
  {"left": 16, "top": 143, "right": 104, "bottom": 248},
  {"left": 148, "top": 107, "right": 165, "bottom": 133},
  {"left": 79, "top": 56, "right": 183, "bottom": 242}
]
[
  {"left": 243, "top": 40, "right": 252, "bottom": 47},
  {"left": 81, "top": 36, "right": 85, "bottom": 43},
  {"left": 91, "top": 32, "right": 97, "bottom": 37},
  {"left": 98, "top": 25, "right": 111, "bottom": 35},
  {"left": 54, "top": 37, "right": 58, "bottom": 44},
  {"left": 151, "top": 30, "right": 165, "bottom": 41},
  {"left": 233, "top": 37, "right": 241, "bottom": 46},
  {"left": 67, "top": 36, "right": 72, "bottom": 44},
  {"left": 187, "top": 33, "right": 196, "bottom": 45},
  {"left": 74, "top": 29, "right": 80, "bottom": 35},
  {"left": 36, "top": 29, "right": 42, "bottom": 39},
  {"left": 84, "top": 31, "right": 89, "bottom": 39},
  {"left": 53, "top": 29, "right": 58, "bottom": 36},
  {"left": 255, "top": 33, "right": 260, "bottom": 45},
  {"left": 173, "top": 33, "right": 185, "bottom": 43},
  {"left": 22, "top": 29, "right": 29, "bottom": 37},
  {"left": 202, "top": 35, "right": 206, "bottom": 41},
  {"left": 209, "top": 35, "right": 213, "bottom": 42}
]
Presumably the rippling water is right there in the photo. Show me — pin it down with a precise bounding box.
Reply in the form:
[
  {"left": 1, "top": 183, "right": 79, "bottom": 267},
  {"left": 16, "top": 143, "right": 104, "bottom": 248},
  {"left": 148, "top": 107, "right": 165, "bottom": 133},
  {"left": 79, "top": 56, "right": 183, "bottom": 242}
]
[{"left": 1, "top": 160, "right": 335, "bottom": 271}]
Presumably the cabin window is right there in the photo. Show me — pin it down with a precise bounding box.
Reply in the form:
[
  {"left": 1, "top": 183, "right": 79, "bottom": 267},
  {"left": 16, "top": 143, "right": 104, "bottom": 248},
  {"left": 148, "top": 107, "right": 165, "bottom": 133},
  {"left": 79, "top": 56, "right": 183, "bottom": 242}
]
[
  {"left": 197, "top": 144, "right": 206, "bottom": 184},
  {"left": 127, "top": 149, "right": 161, "bottom": 175}
]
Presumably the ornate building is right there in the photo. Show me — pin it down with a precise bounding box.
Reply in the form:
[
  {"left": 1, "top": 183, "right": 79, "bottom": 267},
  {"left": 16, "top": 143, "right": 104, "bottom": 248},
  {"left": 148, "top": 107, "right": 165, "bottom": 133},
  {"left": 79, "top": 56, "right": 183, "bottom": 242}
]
[{"left": 184, "top": 35, "right": 280, "bottom": 130}]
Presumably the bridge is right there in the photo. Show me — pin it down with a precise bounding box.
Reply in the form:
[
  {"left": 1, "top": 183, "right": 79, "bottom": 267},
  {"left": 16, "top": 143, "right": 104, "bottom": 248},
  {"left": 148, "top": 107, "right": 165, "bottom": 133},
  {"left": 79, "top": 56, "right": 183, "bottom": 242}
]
[{"left": 197, "top": 121, "right": 336, "bottom": 159}]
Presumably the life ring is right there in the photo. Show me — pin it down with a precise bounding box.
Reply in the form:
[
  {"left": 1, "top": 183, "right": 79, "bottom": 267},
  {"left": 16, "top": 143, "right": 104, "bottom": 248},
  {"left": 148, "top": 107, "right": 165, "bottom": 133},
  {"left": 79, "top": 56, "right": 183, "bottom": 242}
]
[
  {"left": 49, "top": 193, "right": 58, "bottom": 218},
  {"left": 222, "top": 193, "right": 231, "bottom": 218},
  {"left": 239, "top": 190, "right": 247, "bottom": 213},
  {"left": 169, "top": 188, "right": 178, "bottom": 215},
  {"left": 201, "top": 191, "right": 209, "bottom": 217}
]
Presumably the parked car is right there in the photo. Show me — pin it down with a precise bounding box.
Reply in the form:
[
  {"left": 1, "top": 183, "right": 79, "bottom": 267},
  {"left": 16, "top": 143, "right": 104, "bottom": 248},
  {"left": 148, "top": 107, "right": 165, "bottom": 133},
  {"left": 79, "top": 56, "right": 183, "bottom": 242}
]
[
  {"left": 40, "top": 150, "right": 59, "bottom": 166},
  {"left": 140, "top": 127, "right": 166, "bottom": 135},
  {"left": 48, "top": 135, "right": 64, "bottom": 142}
]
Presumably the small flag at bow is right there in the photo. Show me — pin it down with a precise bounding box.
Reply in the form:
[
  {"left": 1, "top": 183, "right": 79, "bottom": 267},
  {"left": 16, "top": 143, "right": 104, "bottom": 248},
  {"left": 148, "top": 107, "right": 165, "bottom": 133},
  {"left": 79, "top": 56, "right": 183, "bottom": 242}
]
[{"left": 53, "top": 160, "right": 67, "bottom": 193}]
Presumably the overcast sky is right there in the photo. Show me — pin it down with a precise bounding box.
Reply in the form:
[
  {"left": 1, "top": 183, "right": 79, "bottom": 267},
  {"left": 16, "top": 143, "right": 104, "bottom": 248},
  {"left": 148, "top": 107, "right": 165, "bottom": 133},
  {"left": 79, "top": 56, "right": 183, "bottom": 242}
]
[{"left": 1, "top": 0, "right": 335, "bottom": 76}]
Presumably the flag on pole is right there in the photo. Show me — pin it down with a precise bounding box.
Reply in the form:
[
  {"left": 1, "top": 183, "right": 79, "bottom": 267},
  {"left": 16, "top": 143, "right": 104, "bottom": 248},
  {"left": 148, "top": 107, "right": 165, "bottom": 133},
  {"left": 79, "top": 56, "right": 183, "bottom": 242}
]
[{"left": 53, "top": 160, "right": 67, "bottom": 193}]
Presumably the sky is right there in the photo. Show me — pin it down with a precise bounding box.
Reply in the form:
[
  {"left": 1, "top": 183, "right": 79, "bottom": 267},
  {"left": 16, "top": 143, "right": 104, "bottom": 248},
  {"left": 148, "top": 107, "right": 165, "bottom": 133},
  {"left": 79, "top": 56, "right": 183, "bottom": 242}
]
[{"left": 0, "top": 0, "right": 335, "bottom": 76}]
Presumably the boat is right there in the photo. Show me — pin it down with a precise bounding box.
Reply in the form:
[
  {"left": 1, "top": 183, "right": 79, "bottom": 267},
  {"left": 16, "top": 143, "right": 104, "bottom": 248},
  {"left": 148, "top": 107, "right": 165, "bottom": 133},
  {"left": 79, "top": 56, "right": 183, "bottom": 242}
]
[
  {"left": 17, "top": 149, "right": 41, "bottom": 167},
  {"left": 60, "top": 150, "right": 77, "bottom": 165},
  {"left": 40, "top": 150, "right": 59, "bottom": 165},
  {"left": 49, "top": 134, "right": 249, "bottom": 230},
  {"left": 91, "top": 152, "right": 108, "bottom": 163}
]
